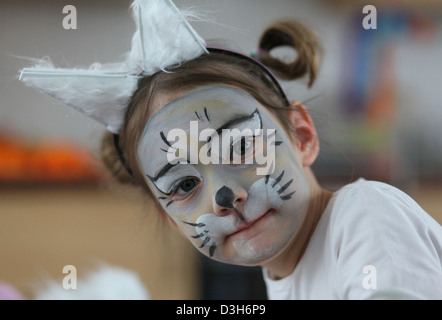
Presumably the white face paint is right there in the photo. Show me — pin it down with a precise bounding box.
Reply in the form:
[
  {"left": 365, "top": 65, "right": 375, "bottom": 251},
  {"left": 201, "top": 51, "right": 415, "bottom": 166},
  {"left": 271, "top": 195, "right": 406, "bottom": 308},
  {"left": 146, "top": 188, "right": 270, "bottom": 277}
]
[{"left": 137, "top": 85, "right": 310, "bottom": 266}]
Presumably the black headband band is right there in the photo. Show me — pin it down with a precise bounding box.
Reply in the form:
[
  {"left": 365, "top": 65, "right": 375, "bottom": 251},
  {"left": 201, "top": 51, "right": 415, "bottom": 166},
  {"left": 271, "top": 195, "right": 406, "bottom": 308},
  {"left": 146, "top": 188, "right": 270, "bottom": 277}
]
[
  {"left": 112, "top": 133, "right": 134, "bottom": 178},
  {"left": 206, "top": 47, "right": 289, "bottom": 106}
]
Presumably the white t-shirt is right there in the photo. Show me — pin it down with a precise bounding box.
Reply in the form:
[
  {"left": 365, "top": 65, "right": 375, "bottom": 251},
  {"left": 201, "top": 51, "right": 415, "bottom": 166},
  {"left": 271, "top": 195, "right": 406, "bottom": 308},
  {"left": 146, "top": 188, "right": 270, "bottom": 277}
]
[{"left": 262, "top": 178, "right": 442, "bottom": 300}]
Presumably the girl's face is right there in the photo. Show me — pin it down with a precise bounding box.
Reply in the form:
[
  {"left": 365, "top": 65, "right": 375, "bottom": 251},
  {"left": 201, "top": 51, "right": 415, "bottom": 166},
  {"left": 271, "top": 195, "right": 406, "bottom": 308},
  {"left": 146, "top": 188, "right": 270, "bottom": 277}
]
[{"left": 137, "top": 85, "right": 310, "bottom": 266}]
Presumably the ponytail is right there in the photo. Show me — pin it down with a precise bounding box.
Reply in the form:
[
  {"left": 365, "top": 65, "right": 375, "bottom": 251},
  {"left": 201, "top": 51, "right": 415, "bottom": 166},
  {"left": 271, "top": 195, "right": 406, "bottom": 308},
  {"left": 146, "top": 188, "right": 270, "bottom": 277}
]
[{"left": 257, "top": 20, "right": 321, "bottom": 87}]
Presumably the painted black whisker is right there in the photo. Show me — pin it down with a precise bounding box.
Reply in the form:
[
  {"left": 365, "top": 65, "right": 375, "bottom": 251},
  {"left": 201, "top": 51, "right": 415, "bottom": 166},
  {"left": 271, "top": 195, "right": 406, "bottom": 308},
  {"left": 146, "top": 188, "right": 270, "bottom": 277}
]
[
  {"left": 166, "top": 200, "right": 174, "bottom": 208},
  {"left": 277, "top": 179, "right": 293, "bottom": 194},
  {"left": 192, "top": 231, "right": 208, "bottom": 239},
  {"left": 281, "top": 191, "right": 296, "bottom": 200},
  {"left": 157, "top": 196, "right": 166, "bottom": 200},
  {"left": 272, "top": 170, "right": 285, "bottom": 187},
  {"left": 182, "top": 217, "right": 218, "bottom": 257},
  {"left": 209, "top": 244, "right": 216, "bottom": 257},
  {"left": 234, "top": 208, "right": 247, "bottom": 224},
  {"left": 200, "top": 237, "right": 210, "bottom": 248},
  {"left": 265, "top": 174, "right": 270, "bottom": 184},
  {"left": 182, "top": 221, "right": 206, "bottom": 228}
]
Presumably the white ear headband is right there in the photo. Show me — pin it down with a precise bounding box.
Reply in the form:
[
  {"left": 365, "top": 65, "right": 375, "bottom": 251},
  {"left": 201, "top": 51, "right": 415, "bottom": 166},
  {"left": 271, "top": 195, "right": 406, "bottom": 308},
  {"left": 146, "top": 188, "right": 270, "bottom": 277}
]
[{"left": 18, "top": 0, "right": 208, "bottom": 134}]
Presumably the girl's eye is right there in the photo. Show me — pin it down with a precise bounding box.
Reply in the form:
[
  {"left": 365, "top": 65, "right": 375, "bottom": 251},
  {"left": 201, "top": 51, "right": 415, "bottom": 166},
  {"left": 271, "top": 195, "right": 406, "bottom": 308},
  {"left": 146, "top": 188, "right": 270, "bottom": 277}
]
[
  {"left": 174, "top": 178, "right": 200, "bottom": 195},
  {"left": 230, "top": 136, "right": 254, "bottom": 160}
]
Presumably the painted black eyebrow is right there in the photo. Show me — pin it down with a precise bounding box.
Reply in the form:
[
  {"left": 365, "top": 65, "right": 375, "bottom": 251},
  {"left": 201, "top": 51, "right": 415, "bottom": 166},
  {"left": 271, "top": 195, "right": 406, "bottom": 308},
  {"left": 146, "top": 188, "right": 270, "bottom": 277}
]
[
  {"left": 147, "top": 162, "right": 178, "bottom": 183},
  {"left": 215, "top": 108, "right": 261, "bottom": 135}
]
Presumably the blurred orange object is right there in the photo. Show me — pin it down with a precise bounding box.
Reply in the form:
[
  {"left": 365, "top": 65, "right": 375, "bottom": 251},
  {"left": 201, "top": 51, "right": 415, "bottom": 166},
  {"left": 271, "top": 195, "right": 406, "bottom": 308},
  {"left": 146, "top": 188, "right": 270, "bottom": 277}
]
[{"left": 0, "top": 134, "right": 101, "bottom": 184}]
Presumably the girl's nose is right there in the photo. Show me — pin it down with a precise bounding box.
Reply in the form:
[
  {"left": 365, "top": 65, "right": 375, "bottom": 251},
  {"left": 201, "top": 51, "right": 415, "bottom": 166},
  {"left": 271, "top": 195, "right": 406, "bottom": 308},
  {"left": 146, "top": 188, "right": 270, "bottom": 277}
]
[{"left": 213, "top": 186, "right": 247, "bottom": 220}]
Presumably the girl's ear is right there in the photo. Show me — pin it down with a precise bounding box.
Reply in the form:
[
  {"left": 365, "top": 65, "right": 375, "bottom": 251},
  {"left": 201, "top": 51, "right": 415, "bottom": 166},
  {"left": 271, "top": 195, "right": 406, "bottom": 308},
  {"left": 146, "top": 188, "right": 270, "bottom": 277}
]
[{"left": 286, "top": 101, "right": 319, "bottom": 167}]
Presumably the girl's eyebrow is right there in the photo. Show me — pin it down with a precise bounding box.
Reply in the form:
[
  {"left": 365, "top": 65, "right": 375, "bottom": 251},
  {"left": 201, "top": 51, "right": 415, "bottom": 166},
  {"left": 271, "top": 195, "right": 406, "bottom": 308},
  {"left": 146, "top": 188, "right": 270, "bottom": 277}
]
[
  {"left": 147, "top": 162, "right": 178, "bottom": 182},
  {"left": 215, "top": 108, "right": 261, "bottom": 135}
]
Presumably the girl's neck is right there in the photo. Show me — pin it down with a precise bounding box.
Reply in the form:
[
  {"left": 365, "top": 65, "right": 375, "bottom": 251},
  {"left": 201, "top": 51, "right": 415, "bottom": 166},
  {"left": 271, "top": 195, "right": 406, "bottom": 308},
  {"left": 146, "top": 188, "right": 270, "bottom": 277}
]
[{"left": 263, "top": 170, "right": 334, "bottom": 280}]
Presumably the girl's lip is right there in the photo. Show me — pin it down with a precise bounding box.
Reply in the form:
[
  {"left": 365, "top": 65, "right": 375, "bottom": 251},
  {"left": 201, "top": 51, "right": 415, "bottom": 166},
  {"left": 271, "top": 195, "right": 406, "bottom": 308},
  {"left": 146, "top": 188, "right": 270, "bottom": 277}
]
[{"left": 228, "top": 209, "right": 276, "bottom": 237}]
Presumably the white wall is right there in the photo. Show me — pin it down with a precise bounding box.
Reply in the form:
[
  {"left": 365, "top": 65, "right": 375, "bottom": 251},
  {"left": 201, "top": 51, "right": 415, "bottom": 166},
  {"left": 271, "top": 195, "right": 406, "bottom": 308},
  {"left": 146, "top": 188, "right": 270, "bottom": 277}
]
[
  {"left": 0, "top": 0, "right": 344, "bottom": 143},
  {"left": 1, "top": 0, "right": 441, "bottom": 178}
]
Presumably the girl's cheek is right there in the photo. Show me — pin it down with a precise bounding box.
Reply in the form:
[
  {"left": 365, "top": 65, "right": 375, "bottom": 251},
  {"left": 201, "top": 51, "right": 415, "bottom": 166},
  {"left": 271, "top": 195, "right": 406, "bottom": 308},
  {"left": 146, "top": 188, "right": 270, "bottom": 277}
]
[
  {"left": 165, "top": 195, "right": 209, "bottom": 228},
  {"left": 158, "top": 181, "right": 206, "bottom": 220}
]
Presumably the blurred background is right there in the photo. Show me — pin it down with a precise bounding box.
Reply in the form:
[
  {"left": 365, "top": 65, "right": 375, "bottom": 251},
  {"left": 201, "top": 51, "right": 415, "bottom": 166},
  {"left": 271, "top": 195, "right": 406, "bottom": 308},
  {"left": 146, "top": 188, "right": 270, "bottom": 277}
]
[{"left": 0, "top": 0, "right": 441, "bottom": 299}]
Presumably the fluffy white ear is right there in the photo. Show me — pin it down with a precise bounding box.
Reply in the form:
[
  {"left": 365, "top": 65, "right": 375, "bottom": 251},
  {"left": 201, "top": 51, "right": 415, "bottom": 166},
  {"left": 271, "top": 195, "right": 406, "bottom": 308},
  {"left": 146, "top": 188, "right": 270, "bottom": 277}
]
[
  {"left": 129, "top": 0, "right": 208, "bottom": 74},
  {"left": 18, "top": 0, "right": 208, "bottom": 134},
  {"left": 33, "top": 263, "right": 150, "bottom": 300},
  {"left": 19, "top": 65, "right": 139, "bottom": 134}
]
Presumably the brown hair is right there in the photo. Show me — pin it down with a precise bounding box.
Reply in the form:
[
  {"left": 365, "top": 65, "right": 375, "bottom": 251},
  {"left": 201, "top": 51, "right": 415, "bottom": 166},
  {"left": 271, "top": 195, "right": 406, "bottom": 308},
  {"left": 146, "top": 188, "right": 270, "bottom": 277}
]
[{"left": 101, "top": 19, "right": 320, "bottom": 200}]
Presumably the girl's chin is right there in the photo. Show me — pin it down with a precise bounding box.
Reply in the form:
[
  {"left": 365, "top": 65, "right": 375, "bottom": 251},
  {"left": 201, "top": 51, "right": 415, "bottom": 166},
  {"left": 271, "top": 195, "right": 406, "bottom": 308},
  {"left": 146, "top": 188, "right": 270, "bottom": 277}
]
[
  {"left": 210, "top": 240, "right": 283, "bottom": 266},
  {"left": 213, "top": 233, "right": 287, "bottom": 266},
  {"left": 212, "top": 220, "right": 302, "bottom": 266},
  {"left": 197, "top": 208, "right": 302, "bottom": 265}
]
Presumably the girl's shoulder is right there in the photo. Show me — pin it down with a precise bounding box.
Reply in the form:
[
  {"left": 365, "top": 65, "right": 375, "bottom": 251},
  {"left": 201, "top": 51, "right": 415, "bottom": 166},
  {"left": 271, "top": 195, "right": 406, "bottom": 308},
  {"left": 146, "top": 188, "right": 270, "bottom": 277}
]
[
  {"left": 321, "top": 178, "right": 442, "bottom": 299},
  {"left": 326, "top": 177, "right": 442, "bottom": 248},
  {"left": 331, "top": 178, "right": 433, "bottom": 222},
  {"left": 334, "top": 178, "right": 418, "bottom": 208}
]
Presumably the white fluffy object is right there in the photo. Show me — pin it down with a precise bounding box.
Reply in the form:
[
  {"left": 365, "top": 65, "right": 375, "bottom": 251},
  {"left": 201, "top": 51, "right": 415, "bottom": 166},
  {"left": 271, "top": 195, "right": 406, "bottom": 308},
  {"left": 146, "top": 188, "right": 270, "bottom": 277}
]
[
  {"left": 33, "top": 264, "right": 150, "bottom": 300},
  {"left": 18, "top": 0, "right": 208, "bottom": 134}
]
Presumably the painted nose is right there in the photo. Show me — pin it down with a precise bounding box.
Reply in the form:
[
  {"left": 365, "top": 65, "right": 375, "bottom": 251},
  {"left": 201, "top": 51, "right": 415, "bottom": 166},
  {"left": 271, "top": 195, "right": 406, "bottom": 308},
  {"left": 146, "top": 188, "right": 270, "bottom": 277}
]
[{"left": 214, "top": 186, "right": 247, "bottom": 218}]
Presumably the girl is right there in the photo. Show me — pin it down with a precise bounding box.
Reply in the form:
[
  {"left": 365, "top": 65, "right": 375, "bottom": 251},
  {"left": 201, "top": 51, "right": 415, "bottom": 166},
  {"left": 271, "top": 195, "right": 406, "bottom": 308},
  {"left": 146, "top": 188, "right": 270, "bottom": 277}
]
[
  {"left": 20, "top": 0, "right": 442, "bottom": 299},
  {"left": 101, "top": 26, "right": 442, "bottom": 300}
]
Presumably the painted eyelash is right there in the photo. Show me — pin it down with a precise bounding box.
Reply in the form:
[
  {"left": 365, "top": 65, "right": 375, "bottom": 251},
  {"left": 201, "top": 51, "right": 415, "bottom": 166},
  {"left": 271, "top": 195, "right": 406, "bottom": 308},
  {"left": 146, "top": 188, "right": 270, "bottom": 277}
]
[
  {"left": 160, "top": 131, "right": 172, "bottom": 147},
  {"left": 204, "top": 107, "right": 210, "bottom": 123},
  {"left": 159, "top": 131, "right": 179, "bottom": 153},
  {"left": 195, "top": 106, "right": 211, "bottom": 123},
  {"left": 170, "top": 177, "right": 199, "bottom": 195},
  {"left": 155, "top": 177, "right": 199, "bottom": 201},
  {"left": 157, "top": 196, "right": 174, "bottom": 208}
]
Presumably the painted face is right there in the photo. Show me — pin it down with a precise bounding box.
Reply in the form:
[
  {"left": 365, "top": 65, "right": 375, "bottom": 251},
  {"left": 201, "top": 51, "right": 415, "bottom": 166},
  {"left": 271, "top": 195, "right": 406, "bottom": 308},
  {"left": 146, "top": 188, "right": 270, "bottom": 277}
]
[{"left": 137, "top": 85, "right": 310, "bottom": 266}]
